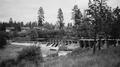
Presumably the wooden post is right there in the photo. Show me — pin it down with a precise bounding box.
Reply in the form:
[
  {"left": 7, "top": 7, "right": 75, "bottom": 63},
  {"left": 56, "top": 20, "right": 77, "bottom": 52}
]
[
  {"left": 103, "top": 40, "right": 107, "bottom": 49},
  {"left": 79, "top": 40, "right": 81, "bottom": 48},
  {"left": 88, "top": 40, "right": 91, "bottom": 48},
  {"left": 116, "top": 39, "right": 119, "bottom": 46},
  {"left": 83, "top": 40, "right": 86, "bottom": 48}
]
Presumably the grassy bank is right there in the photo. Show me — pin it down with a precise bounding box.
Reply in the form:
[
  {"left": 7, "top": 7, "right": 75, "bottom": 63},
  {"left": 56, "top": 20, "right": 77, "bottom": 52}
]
[
  {"left": 43, "top": 46, "right": 120, "bottom": 67},
  {"left": 0, "top": 44, "right": 120, "bottom": 67}
]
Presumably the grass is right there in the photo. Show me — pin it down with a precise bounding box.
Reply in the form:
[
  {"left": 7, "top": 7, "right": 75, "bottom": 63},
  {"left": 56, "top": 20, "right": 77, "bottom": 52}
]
[
  {"left": 0, "top": 44, "right": 120, "bottom": 67},
  {"left": 0, "top": 44, "right": 26, "bottom": 60},
  {"left": 43, "top": 46, "right": 120, "bottom": 67},
  {"left": 0, "top": 45, "right": 43, "bottom": 67}
]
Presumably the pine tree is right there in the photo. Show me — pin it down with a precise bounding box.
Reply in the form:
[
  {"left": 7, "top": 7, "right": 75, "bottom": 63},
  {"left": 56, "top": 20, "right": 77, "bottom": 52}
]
[
  {"left": 87, "top": 0, "right": 113, "bottom": 52},
  {"left": 57, "top": 8, "right": 64, "bottom": 30},
  {"left": 72, "top": 5, "right": 82, "bottom": 26},
  {"left": 9, "top": 18, "right": 13, "bottom": 27},
  {"left": 38, "top": 7, "right": 44, "bottom": 27}
]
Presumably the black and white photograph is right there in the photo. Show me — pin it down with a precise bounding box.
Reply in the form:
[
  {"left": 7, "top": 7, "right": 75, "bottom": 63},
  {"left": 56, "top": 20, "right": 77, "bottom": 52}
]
[{"left": 0, "top": 0, "right": 120, "bottom": 67}]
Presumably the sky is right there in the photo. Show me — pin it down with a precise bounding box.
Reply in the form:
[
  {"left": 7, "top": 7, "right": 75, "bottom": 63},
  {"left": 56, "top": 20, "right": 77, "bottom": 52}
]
[{"left": 0, "top": 0, "right": 120, "bottom": 24}]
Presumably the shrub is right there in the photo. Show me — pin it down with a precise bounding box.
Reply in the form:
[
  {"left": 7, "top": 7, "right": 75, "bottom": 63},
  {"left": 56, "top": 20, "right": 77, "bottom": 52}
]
[
  {"left": 0, "top": 31, "right": 8, "bottom": 49},
  {"left": 59, "top": 45, "right": 68, "bottom": 51},
  {"left": 0, "top": 59, "right": 17, "bottom": 67},
  {"left": 0, "top": 46, "right": 43, "bottom": 67},
  {"left": 0, "top": 37, "right": 7, "bottom": 49},
  {"left": 47, "top": 53, "right": 58, "bottom": 58},
  {"left": 17, "top": 46, "right": 43, "bottom": 62},
  {"left": 69, "top": 48, "right": 90, "bottom": 56}
]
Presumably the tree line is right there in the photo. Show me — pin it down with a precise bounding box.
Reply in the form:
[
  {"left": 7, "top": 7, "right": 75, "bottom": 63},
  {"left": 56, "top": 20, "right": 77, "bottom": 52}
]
[{"left": 0, "top": 0, "right": 120, "bottom": 48}]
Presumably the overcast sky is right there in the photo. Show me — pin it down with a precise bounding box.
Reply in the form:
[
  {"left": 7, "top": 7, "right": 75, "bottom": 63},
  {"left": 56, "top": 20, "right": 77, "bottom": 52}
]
[{"left": 0, "top": 0, "right": 120, "bottom": 24}]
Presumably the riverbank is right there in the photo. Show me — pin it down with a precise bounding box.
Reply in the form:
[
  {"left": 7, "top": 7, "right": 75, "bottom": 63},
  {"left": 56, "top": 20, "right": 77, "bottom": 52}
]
[
  {"left": 42, "top": 46, "right": 120, "bottom": 67},
  {"left": 0, "top": 43, "right": 120, "bottom": 67}
]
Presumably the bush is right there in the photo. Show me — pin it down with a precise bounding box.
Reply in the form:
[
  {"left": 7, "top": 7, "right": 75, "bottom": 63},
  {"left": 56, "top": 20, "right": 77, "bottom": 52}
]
[
  {"left": 17, "top": 46, "right": 43, "bottom": 62},
  {"left": 0, "top": 59, "right": 17, "bottom": 67},
  {"left": 59, "top": 45, "right": 68, "bottom": 51},
  {"left": 69, "top": 48, "right": 90, "bottom": 56},
  {"left": 0, "top": 31, "right": 8, "bottom": 49},
  {"left": 0, "top": 46, "right": 43, "bottom": 67},
  {"left": 0, "top": 37, "right": 7, "bottom": 49},
  {"left": 47, "top": 53, "right": 58, "bottom": 58}
]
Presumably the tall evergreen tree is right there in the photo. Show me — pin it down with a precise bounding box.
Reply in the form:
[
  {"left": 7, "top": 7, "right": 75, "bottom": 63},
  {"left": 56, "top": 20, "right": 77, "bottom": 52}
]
[
  {"left": 9, "top": 18, "right": 13, "bottom": 27},
  {"left": 38, "top": 7, "right": 44, "bottom": 27},
  {"left": 86, "top": 0, "right": 113, "bottom": 52},
  {"left": 57, "top": 8, "right": 64, "bottom": 30},
  {"left": 72, "top": 5, "right": 82, "bottom": 26},
  {"left": 87, "top": 0, "right": 111, "bottom": 34},
  {"left": 20, "top": 21, "right": 24, "bottom": 27},
  {"left": 71, "top": 5, "right": 83, "bottom": 37},
  {"left": 110, "top": 6, "right": 120, "bottom": 39}
]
